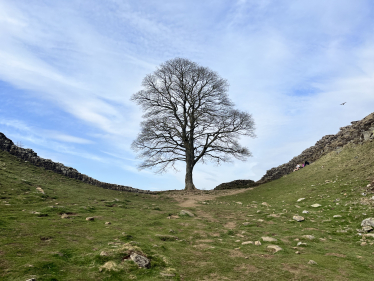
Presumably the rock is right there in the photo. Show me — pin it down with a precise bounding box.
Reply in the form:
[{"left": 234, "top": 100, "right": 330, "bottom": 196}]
[
  {"left": 242, "top": 222, "right": 251, "bottom": 226},
  {"left": 311, "top": 204, "right": 321, "bottom": 208},
  {"left": 362, "top": 226, "right": 373, "bottom": 232},
  {"left": 26, "top": 279, "right": 36, "bottom": 281},
  {"left": 361, "top": 218, "right": 374, "bottom": 228},
  {"left": 297, "top": 242, "right": 307, "bottom": 246},
  {"left": 261, "top": 236, "right": 277, "bottom": 242},
  {"left": 36, "top": 187, "right": 45, "bottom": 194},
  {"left": 105, "top": 222, "right": 111, "bottom": 225},
  {"left": 295, "top": 251, "right": 300, "bottom": 254},
  {"left": 236, "top": 202, "right": 243, "bottom": 205},
  {"left": 241, "top": 241, "right": 253, "bottom": 245},
  {"left": 100, "top": 251, "right": 108, "bottom": 256},
  {"left": 255, "top": 241, "right": 261, "bottom": 246},
  {"left": 293, "top": 215, "right": 305, "bottom": 222},
  {"left": 267, "top": 245, "right": 282, "bottom": 253},
  {"left": 302, "top": 210, "right": 309, "bottom": 214},
  {"left": 180, "top": 210, "right": 194, "bottom": 217},
  {"left": 257, "top": 219, "right": 264, "bottom": 222},
  {"left": 297, "top": 198, "right": 305, "bottom": 202},
  {"left": 86, "top": 217, "right": 95, "bottom": 221},
  {"left": 333, "top": 215, "right": 342, "bottom": 218},
  {"left": 308, "top": 260, "right": 317, "bottom": 265},
  {"left": 303, "top": 235, "right": 315, "bottom": 240},
  {"left": 262, "top": 202, "right": 270, "bottom": 207},
  {"left": 130, "top": 252, "right": 150, "bottom": 268},
  {"left": 99, "top": 261, "right": 119, "bottom": 272},
  {"left": 364, "top": 233, "right": 374, "bottom": 238},
  {"left": 61, "top": 213, "right": 69, "bottom": 219},
  {"left": 31, "top": 211, "right": 40, "bottom": 215}
]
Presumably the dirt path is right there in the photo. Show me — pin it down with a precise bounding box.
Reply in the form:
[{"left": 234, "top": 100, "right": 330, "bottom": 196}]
[{"left": 165, "top": 188, "right": 253, "bottom": 208}]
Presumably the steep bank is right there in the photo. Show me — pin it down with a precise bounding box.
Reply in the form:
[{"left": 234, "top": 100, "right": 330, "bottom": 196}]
[
  {"left": 0, "top": 132, "right": 151, "bottom": 193},
  {"left": 258, "top": 112, "right": 374, "bottom": 184}
]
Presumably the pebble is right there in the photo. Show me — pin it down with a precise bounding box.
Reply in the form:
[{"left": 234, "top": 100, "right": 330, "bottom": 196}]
[
  {"left": 267, "top": 245, "right": 282, "bottom": 253},
  {"left": 242, "top": 241, "right": 253, "bottom": 245},
  {"left": 293, "top": 215, "right": 305, "bottom": 222},
  {"left": 308, "top": 260, "right": 317, "bottom": 265},
  {"left": 302, "top": 210, "right": 309, "bottom": 214},
  {"left": 297, "top": 198, "right": 305, "bottom": 202},
  {"left": 311, "top": 204, "right": 321, "bottom": 208},
  {"left": 303, "top": 235, "right": 315, "bottom": 240},
  {"left": 255, "top": 241, "right": 261, "bottom": 246}
]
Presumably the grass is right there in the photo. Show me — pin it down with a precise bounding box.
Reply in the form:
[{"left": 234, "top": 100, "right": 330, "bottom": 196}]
[{"left": 1, "top": 140, "right": 374, "bottom": 280}]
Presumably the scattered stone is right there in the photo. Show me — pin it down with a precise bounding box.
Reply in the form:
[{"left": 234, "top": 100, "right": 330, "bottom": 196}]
[
  {"left": 293, "top": 215, "right": 305, "bottom": 222},
  {"left": 333, "top": 215, "right": 342, "bottom": 218},
  {"left": 36, "top": 187, "right": 45, "bottom": 194},
  {"left": 262, "top": 202, "right": 270, "bottom": 207},
  {"left": 167, "top": 215, "right": 180, "bottom": 219},
  {"left": 361, "top": 218, "right": 374, "bottom": 228},
  {"left": 236, "top": 202, "right": 243, "bottom": 205},
  {"left": 261, "top": 236, "right": 277, "bottom": 242},
  {"left": 105, "top": 222, "right": 111, "bottom": 225},
  {"left": 308, "top": 260, "right": 317, "bottom": 265},
  {"left": 255, "top": 241, "right": 261, "bottom": 246},
  {"left": 360, "top": 242, "right": 367, "bottom": 246},
  {"left": 362, "top": 226, "right": 373, "bottom": 232},
  {"left": 100, "top": 251, "right": 108, "bottom": 256},
  {"left": 297, "top": 242, "right": 307, "bottom": 246},
  {"left": 257, "top": 219, "right": 264, "bottom": 222},
  {"left": 26, "top": 279, "right": 36, "bottom": 281},
  {"left": 302, "top": 210, "right": 309, "bottom": 214},
  {"left": 364, "top": 233, "right": 374, "bottom": 238},
  {"left": 130, "top": 252, "right": 150, "bottom": 268},
  {"left": 242, "top": 222, "right": 251, "bottom": 226},
  {"left": 180, "top": 210, "right": 194, "bottom": 217},
  {"left": 295, "top": 251, "right": 301, "bottom": 254},
  {"left": 295, "top": 205, "right": 301, "bottom": 208},
  {"left": 61, "top": 213, "right": 69, "bottom": 219},
  {"left": 297, "top": 198, "right": 305, "bottom": 202},
  {"left": 86, "top": 217, "right": 95, "bottom": 221},
  {"left": 303, "top": 235, "right": 315, "bottom": 240},
  {"left": 31, "top": 211, "right": 40, "bottom": 215},
  {"left": 235, "top": 240, "right": 241, "bottom": 242},
  {"left": 311, "top": 204, "right": 321, "bottom": 208},
  {"left": 267, "top": 245, "right": 282, "bottom": 253},
  {"left": 241, "top": 241, "right": 253, "bottom": 245}
]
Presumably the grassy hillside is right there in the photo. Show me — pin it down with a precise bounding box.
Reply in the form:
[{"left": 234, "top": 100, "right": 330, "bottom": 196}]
[{"left": 1, "top": 140, "right": 374, "bottom": 280}]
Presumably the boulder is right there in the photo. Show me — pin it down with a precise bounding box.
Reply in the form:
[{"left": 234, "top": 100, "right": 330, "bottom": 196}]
[{"left": 130, "top": 252, "right": 150, "bottom": 268}]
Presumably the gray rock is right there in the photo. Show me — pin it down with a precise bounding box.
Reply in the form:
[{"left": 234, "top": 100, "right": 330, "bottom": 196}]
[
  {"left": 311, "top": 204, "right": 321, "bottom": 208},
  {"left": 361, "top": 218, "right": 374, "bottom": 228},
  {"left": 254, "top": 241, "right": 261, "bottom": 246},
  {"left": 303, "top": 235, "right": 315, "bottom": 240},
  {"left": 261, "top": 236, "right": 277, "bottom": 242},
  {"left": 333, "top": 215, "right": 342, "bottom": 218},
  {"left": 241, "top": 241, "right": 253, "bottom": 245},
  {"left": 297, "top": 198, "right": 305, "bottom": 202},
  {"left": 26, "top": 279, "right": 36, "bottom": 281},
  {"left": 308, "top": 260, "right": 317, "bottom": 265},
  {"left": 302, "top": 210, "right": 309, "bottom": 214},
  {"left": 86, "top": 217, "right": 95, "bottom": 221},
  {"left": 297, "top": 242, "right": 307, "bottom": 246},
  {"left": 362, "top": 226, "right": 373, "bottom": 232},
  {"left": 130, "top": 252, "right": 150, "bottom": 268},
  {"left": 267, "top": 245, "right": 282, "bottom": 253},
  {"left": 293, "top": 215, "right": 305, "bottom": 222},
  {"left": 180, "top": 210, "right": 194, "bottom": 217}
]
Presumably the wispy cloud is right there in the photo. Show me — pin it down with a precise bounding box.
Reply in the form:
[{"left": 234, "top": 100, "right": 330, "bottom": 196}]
[{"left": 0, "top": 0, "right": 374, "bottom": 189}]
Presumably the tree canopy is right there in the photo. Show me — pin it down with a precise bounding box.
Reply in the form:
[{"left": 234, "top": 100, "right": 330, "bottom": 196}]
[{"left": 131, "top": 58, "right": 255, "bottom": 190}]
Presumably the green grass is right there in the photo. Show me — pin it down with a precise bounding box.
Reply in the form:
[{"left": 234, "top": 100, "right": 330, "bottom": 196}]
[{"left": 1, "top": 140, "right": 374, "bottom": 280}]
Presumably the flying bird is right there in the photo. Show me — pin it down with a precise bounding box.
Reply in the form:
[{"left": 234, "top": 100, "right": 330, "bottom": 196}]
[{"left": 340, "top": 102, "right": 346, "bottom": 105}]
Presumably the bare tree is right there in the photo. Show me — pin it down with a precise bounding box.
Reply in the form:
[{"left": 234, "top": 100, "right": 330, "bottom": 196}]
[{"left": 131, "top": 58, "right": 255, "bottom": 191}]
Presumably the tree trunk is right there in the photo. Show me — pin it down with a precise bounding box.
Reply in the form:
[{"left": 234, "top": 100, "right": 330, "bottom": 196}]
[{"left": 185, "top": 153, "right": 196, "bottom": 191}]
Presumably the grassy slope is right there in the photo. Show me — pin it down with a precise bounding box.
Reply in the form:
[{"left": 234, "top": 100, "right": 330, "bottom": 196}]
[{"left": 0, "top": 140, "right": 373, "bottom": 281}]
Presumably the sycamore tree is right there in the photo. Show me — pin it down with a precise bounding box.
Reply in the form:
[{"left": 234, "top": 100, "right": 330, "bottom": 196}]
[{"left": 131, "top": 58, "right": 255, "bottom": 191}]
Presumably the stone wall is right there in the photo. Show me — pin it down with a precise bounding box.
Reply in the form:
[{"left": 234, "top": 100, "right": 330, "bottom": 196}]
[
  {"left": 0, "top": 132, "right": 151, "bottom": 194},
  {"left": 214, "top": 179, "right": 258, "bottom": 190},
  {"left": 258, "top": 112, "right": 374, "bottom": 184}
]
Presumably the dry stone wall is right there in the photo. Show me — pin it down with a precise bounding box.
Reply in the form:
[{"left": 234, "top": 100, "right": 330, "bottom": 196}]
[
  {"left": 214, "top": 179, "right": 258, "bottom": 190},
  {"left": 258, "top": 112, "right": 374, "bottom": 184},
  {"left": 0, "top": 132, "right": 151, "bottom": 194}
]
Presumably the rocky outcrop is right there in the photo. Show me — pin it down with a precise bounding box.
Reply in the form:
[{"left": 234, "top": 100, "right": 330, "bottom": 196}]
[
  {"left": 214, "top": 179, "right": 258, "bottom": 190},
  {"left": 258, "top": 112, "right": 374, "bottom": 184},
  {"left": 0, "top": 132, "right": 151, "bottom": 194}
]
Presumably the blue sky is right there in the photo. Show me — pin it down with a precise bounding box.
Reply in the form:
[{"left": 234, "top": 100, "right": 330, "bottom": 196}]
[{"left": 1, "top": 0, "right": 374, "bottom": 191}]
